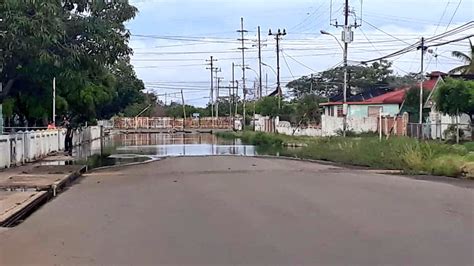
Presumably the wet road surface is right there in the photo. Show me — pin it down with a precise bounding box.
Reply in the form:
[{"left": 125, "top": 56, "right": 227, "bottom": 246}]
[{"left": 1, "top": 156, "right": 473, "bottom": 265}]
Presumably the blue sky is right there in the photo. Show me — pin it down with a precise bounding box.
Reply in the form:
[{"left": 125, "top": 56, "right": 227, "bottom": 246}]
[{"left": 127, "top": 0, "right": 474, "bottom": 106}]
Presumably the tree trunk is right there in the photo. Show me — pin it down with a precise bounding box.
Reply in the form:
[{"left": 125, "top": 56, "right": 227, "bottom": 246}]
[{"left": 0, "top": 79, "right": 17, "bottom": 101}]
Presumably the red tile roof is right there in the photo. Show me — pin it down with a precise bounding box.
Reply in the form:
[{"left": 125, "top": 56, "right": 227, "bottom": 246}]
[{"left": 321, "top": 78, "right": 440, "bottom": 107}]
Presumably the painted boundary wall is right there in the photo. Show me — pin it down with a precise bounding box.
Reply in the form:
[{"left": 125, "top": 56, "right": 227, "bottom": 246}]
[
  {"left": 0, "top": 126, "right": 102, "bottom": 169},
  {"left": 255, "top": 115, "right": 408, "bottom": 137}
]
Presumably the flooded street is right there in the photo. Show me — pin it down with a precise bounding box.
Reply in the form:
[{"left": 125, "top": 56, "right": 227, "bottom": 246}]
[{"left": 73, "top": 133, "right": 259, "bottom": 169}]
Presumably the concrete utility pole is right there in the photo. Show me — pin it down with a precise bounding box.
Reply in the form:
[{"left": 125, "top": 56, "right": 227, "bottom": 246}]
[
  {"left": 216, "top": 76, "right": 224, "bottom": 118},
  {"left": 214, "top": 68, "right": 222, "bottom": 117},
  {"left": 342, "top": 0, "right": 349, "bottom": 137},
  {"left": 418, "top": 37, "right": 427, "bottom": 126},
  {"left": 206, "top": 56, "right": 218, "bottom": 121},
  {"left": 324, "top": 0, "right": 359, "bottom": 137},
  {"left": 253, "top": 26, "right": 266, "bottom": 99},
  {"left": 268, "top": 28, "right": 286, "bottom": 109},
  {"left": 181, "top": 90, "right": 187, "bottom": 127},
  {"left": 237, "top": 17, "right": 248, "bottom": 125}
]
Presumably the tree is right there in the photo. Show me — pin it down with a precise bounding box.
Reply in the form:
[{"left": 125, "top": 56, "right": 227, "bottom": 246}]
[
  {"left": 286, "top": 60, "right": 416, "bottom": 98},
  {"left": 434, "top": 78, "right": 474, "bottom": 141},
  {"left": 0, "top": 0, "right": 142, "bottom": 125},
  {"left": 401, "top": 87, "right": 431, "bottom": 123},
  {"left": 434, "top": 78, "right": 474, "bottom": 121},
  {"left": 449, "top": 39, "right": 474, "bottom": 74},
  {"left": 292, "top": 94, "right": 323, "bottom": 125}
]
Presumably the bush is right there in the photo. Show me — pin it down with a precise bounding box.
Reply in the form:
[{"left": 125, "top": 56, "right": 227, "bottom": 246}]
[
  {"left": 430, "top": 155, "right": 467, "bottom": 177},
  {"left": 444, "top": 124, "right": 464, "bottom": 142},
  {"left": 464, "top": 142, "right": 474, "bottom": 152}
]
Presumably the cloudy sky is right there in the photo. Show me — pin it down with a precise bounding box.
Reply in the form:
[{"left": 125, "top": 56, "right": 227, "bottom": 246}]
[{"left": 127, "top": 0, "right": 473, "bottom": 106}]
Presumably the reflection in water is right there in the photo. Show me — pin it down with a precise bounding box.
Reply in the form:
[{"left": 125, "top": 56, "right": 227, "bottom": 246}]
[
  {"left": 72, "top": 133, "right": 260, "bottom": 169},
  {"left": 115, "top": 133, "right": 256, "bottom": 157}
]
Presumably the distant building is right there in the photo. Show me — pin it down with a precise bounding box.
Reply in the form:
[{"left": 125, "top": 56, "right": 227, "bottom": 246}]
[
  {"left": 321, "top": 72, "right": 441, "bottom": 119},
  {"left": 425, "top": 73, "right": 474, "bottom": 139}
]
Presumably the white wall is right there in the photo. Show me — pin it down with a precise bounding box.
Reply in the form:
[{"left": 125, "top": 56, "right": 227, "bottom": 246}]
[
  {"left": 321, "top": 115, "right": 378, "bottom": 136},
  {"left": 0, "top": 126, "right": 102, "bottom": 169}
]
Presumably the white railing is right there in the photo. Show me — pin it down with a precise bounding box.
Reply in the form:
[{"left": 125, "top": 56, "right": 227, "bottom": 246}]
[{"left": 0, "top": 126, "right": 103, "bottom": 169}]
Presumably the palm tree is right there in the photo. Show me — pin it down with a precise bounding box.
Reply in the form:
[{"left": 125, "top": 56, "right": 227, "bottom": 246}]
[{"left": 449, "top": 39, "right": 474, "bottom": 74}]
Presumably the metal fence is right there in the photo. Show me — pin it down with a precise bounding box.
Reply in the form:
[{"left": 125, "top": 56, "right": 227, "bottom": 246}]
[{"left": 407, "top": 122, "right": 472, "bottom": 141}]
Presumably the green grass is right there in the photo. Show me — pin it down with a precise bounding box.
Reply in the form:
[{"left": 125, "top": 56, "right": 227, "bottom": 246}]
[{"left": 217, "top": 131, "right": 474, "bottom": 178}]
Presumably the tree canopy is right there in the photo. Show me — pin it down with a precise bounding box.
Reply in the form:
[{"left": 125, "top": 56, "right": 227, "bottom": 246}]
[
  {"left": 0, "top": 0, "right": 149, "bottom": 126},
  {"left": 286, "top": 60, "right": 418, "bottom": 99},
  {"left": 434, "top": 78, "right": 474, "bottom": 121},
  {"left": 449, "top": 39, "right": 474, "bottom": 74}
]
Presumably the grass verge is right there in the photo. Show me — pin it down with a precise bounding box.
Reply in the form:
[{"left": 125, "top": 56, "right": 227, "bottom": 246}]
[{"left": 217, "top": 131, "right": 474, "bottom": 178}]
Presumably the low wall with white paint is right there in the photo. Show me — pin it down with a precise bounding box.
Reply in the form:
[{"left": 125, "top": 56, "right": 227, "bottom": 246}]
[
  {"left": 321, "top": 115, "right": 378, "bottom": 136},
  {"left": 0, "top": 126, "right": 102, "bottom": 169}
]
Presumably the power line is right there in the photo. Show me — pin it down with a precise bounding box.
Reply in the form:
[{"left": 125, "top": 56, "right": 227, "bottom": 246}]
[
  {"left": 281, "top": 51, "right": 295, "bottom": 79},
  {"left": 434, "top": 0, "right": 451, "bottom": 35},
  {"left": 281, "top": 51, "right": 317, "bottom": 72},
  {"left": 445, "top": 0, "right": 463, "bottom": 31},
  {"left": 362, "top": 19, "right": 411, "bottom": 45}
]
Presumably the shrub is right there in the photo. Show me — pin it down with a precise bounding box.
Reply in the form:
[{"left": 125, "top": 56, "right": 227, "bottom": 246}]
[
  {"left": 464, "top": 142, "right": 474, "bottom": 152},
  {"left": 430, "top": 155, "right": 467, "bottom": 177}
]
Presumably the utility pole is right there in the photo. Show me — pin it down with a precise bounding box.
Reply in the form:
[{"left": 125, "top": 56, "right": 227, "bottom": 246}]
[
  {"left": 52, "top": 77, "right": 56, "bottom": 125},
  {"left": 342, "top": 0, "right": 349, "bottom": 137},
  {"left": 253, "top": 26, "right": 266, "bottom": 99},
  {"left": 418, "top": 37, "right": 426, "bottom": 126},
  {"left": 231, "top": 63, "right": 236, "bottom": 119},
  {"left": 214, "top": 68, "right": 222, "bottom": 117},
  {"left": 327, "top": 0, "right": 359, "bottom": 137},
  {"left": 235, "top": 80, "right": 239, "bottom": 117},
  {"left": 206, "top": 56, "right": 218, "bottom": 121},
  {"left": 237, "top": 17, "right": 248, "bottom": 126},
  {"left": 181, "top": 90, "right": 187, "bottom": 127},
  {"left": 216, "top": 76, "right": 224, "bottom": 118},
  {"left": 269, "top": 28, "right": 286, "bottom": 109},
  {"left": 228, "top": 82, "right": 232, "bottom": 119},
  {"left": 265, "top": 73, "right": 268, "bottom": 96}
]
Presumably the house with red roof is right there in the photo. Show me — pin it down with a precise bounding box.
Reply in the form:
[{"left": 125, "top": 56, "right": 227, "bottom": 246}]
[{"left": 320, "top": 72, "right": 441, "bottom": 119}]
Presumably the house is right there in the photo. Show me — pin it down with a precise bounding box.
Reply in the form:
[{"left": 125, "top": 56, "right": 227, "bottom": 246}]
[
  {"left": 321, "top": 72, "right": 441, "bottom": 119},
  {"left": 425, "top": 73, "right": 474, "bottom": 139}
]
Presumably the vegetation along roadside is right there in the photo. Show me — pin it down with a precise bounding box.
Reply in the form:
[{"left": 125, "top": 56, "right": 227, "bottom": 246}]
[{"left": 217, "top": 131, "right": 474, "bottom": 179}]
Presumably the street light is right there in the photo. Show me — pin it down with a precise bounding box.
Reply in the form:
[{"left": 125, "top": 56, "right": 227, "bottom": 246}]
[
  {"left": 321, "top": 29, "right": 348, "bottom": 137},
  {"left": 320, "top": 30, "right": 344, "bottom": 50},
  {"left": 261, "top": 62, "right": 277, "bottom": 76}
]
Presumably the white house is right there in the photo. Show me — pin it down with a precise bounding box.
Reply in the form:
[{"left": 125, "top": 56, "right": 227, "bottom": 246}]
[{"left": 425, "top": 74, "right": 473, "bottom": 140}]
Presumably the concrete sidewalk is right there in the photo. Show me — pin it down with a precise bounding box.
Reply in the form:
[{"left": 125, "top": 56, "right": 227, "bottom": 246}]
[{"left": 0, "top": 155, "right": 86, "bottom": 227}]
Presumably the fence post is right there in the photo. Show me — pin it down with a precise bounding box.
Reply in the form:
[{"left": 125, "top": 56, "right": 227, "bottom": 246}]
[{"left": 379, "top": 112, "right": 382, "bottom": 141}]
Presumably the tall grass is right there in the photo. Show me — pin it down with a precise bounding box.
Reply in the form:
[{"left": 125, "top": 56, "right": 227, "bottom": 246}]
[{"left": 217, "top": 131, "right": 473, "bottom": 178}]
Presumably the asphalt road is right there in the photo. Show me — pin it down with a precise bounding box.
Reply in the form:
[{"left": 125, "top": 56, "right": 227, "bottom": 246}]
[{"left": 1, "top": 156, "right": 473, "bottom": 265}]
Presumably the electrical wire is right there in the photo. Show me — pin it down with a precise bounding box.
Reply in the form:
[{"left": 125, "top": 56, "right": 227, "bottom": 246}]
[
  {"left": 281, "top": 51, "right": 295, "bottom": 79},
  {"left": 281, "top": 51, "right": 317, "bottom": 72},
  {"left": 445, "top": 0, "right": 463, "bottom": 31}
]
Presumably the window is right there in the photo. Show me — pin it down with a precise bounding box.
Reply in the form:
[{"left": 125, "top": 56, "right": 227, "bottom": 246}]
[{"left": 337, "top": 105, "right": 344, "bottom": 117}]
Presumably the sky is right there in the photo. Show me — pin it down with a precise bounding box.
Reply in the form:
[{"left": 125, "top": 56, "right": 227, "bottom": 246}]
[{"left": 126, "top": 0, "right": 474, "bottom": 106}]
